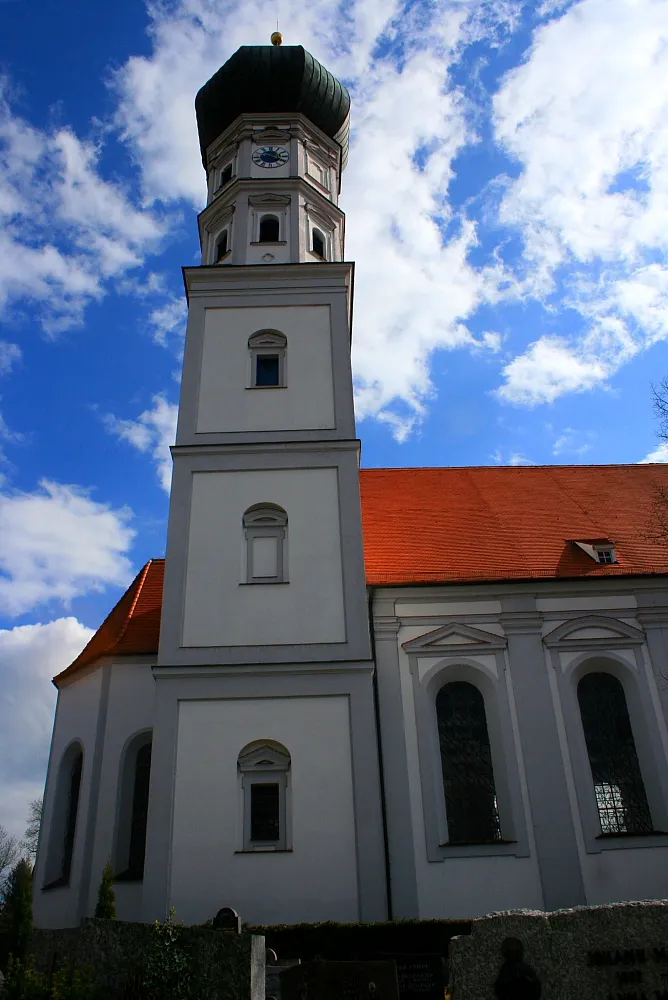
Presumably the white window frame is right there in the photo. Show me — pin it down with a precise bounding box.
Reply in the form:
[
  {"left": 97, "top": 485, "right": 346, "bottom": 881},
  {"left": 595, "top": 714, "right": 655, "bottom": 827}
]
[
  {"left": 242, "top": 503, "right": 288, "bottom": 584},
  {"left": 247, "top": 330, "right": 287, "bottom": 389},
  {"left": 237, "top": 741, "right": 292, "bottom": 852}
]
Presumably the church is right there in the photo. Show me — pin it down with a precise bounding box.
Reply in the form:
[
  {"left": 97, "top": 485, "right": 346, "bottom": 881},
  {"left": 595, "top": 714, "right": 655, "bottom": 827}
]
[{"left": 33, "top": 38, "right": 668, "bottom": 930}]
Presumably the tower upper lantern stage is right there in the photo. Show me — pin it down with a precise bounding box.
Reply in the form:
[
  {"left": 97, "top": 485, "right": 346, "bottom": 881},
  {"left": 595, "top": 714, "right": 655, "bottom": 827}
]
[{"left": 195, "top": 44, "right": 351, "bottom": 168}]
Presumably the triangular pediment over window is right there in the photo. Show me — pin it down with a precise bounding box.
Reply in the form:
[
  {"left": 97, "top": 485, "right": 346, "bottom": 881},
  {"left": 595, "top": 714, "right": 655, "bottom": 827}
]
[
  {"left": 543, "top": 615, "right": 645, "bottom": 649},
  {"left": 402, "top": 622, "right": 507, "bottom": 654}
]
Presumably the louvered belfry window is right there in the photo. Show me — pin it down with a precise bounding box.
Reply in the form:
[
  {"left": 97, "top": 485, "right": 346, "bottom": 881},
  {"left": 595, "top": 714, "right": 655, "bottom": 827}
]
[
  {"left": 436, "top": 681, "right": 502, "bottom": 844},
  {"left": 577, "top": 672, "right": 653, "bottom": 835}
]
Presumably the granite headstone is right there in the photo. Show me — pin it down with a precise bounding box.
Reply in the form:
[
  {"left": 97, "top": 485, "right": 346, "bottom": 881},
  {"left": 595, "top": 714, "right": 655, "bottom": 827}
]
[
  {"left": 281, "top": 960, "right": 400, "bottom": 1000},
  {"left": 213, "top": 906, "right": 241, "bottom": 935},
  {"left": 448, "top": 900, "right": 668, "bottom": 1000}
]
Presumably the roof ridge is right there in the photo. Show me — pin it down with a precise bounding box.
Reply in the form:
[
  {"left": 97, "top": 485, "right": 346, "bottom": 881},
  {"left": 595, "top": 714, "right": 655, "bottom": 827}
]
[
  {"left": 360, "top": 463, "right": 664, "bottom": 472},
  {"left": 115, "top": 559, "right": 153, "bottom": 646}
]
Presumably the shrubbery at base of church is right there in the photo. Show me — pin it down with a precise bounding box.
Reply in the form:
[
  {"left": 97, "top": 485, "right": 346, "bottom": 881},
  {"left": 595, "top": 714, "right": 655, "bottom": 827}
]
[{"left": 93, "top": 864, "right": 116, "bottom": 921}]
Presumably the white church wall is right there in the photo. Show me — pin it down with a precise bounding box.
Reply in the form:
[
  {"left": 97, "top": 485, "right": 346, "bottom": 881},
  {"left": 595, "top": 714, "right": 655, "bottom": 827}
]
[
  {"left": 196, "top": 305, "right": 335, "bottom": 434},
  {"left": 34, "top": 668, "right": 104, "bottom": 929},
  {"left": 582, "top": 845, "right": 668, "bottom": 905},
  {"left": 415, "top": 856, "right": 544, "bottom": 918},
  {"left": 86, "top": 659, "right": 155, "bottom": 921},
  {"left": 169, "top": 695, "right": 358, "bottom": 925},
  {"left": 182, "top": 467, "right": 345, "bottom": 647}
]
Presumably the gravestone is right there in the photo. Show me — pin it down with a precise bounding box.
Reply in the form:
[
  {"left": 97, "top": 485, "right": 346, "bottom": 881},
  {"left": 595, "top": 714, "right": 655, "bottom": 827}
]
[
  {"left": 213, "top": 906, "right": 241, "bottom": 934},
  {"left": 448, "top": 900, "right": 668, "bottom": 1000},
  {"left": 281, "top": 960, "right": 400, "bottom": 1000},
  {"left": 250, "top": 934, "right": 266, "bottom": 1000},
  {"left": 378, "top": 953, "right": 445, "bottom": 1000}
]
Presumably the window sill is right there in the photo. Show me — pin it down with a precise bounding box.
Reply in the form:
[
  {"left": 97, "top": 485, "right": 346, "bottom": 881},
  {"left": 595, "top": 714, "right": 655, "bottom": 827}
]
[
  {"left": 214, "top": 251, "right": 232, "bottom": 264},
  {"left": 234, "top": 849, "right": 293, "bottom": 854},
  {"left": 250, "top": 241, "right": 288, "bottom": 246},
  {"left": 42, "top": 876, "right": 70, "bottom": 891},
  {"left": 440, "top": 839, "right": 516, "bottom": 848},
  {"left": 587, "top": 830, "right": 668, "bottom": 853},
  {"left": 245, "top": 385, "right": 287, "bottom": 390},
  {"left": 239, "top": 580, "right": 290, "bottom": 586},
  {"left": 113, "top": 870, "right": 144, "bottom": 882}
]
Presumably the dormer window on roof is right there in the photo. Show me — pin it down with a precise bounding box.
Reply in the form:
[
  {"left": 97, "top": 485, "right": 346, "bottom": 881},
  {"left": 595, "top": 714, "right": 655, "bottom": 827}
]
[{"left": 571, "top": 539, "right": 618, "bottom": 565}]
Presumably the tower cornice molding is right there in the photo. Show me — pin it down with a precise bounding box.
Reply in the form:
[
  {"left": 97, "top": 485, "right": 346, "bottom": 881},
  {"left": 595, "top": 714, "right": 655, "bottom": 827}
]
[{"left": 205, "top": 112, "right": 342, "bottom": 171}]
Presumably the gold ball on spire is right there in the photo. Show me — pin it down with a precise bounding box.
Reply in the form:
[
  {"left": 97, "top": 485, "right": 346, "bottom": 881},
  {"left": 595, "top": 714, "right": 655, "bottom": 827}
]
[{"left": 271, "top": 30, "right": 283, "bottom": 46}]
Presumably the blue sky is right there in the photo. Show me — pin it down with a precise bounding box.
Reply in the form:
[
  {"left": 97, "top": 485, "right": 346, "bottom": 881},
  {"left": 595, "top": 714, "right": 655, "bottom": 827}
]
[{"left": 2, "top": 0, "right": 668, "bottom": 837}]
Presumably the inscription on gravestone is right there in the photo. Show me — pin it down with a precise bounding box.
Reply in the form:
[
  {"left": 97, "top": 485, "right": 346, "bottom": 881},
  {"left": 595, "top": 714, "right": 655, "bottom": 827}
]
[{"left": 379, "top": 953, "right": 445, "bottom": 1000}]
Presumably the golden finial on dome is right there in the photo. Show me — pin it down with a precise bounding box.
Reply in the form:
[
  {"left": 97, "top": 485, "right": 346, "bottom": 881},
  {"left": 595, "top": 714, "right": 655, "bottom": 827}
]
[{"left": 271, "top": 30, "right": 283, "bottom": 46}]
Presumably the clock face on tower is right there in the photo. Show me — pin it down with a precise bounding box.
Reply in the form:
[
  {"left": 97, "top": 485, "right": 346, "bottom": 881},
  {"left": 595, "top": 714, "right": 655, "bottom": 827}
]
[{"left": 252, "top": 145, "right": 290, "bottom": 169}]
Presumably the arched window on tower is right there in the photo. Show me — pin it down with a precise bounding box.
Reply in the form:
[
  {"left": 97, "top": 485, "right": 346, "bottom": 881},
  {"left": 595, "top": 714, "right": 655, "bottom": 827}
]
[
  {"left": 237, "top": 740, "right": 291, "bottom": 851},
  {"left": 577, "top": 672, "right": 653, "bottom": 835},
  {"left": 215, "top": 229, "right": 229, "bottom": 262},
  {"left": 312, "top": 228, "right": 326, "bottom": 259},
  {"left": 115, "top": 733, "right": 152, "bottom": 880},
  {"left": 44, "top": 742, "right": 83, "bottom": 888},
  {"left": 259, "top": 215, "right": 280, "bottom": 242},
  {"left": 243, "top": 503, "right": 288, "bottom": 584},
  {"left": 436, "top": 681, "right": 502, "bottom": 845},
  {"left": 248, "top": 330, "right": 287, "bottom": 388}
]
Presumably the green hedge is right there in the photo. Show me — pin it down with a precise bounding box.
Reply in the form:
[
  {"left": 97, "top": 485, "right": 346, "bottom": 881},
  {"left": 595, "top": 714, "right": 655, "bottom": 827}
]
[{"left": 244, "top": 918, "right": 471, "bottom": 962}]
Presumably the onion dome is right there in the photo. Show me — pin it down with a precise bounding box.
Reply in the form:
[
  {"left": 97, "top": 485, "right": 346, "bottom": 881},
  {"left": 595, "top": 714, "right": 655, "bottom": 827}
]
[{"left": 195, "top": 45, "right": 351, "bottom": 168}]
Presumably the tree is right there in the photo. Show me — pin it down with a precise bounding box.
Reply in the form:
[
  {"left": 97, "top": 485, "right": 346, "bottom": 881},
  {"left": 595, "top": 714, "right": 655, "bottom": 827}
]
[
  {"left": 94, "top": 862, "right": 116, "bottom": 920},
  {"left": 650, "top": 380, "right": 668, "bottom": 538},
  {"left": 20, "top": 799, "right": 42, "bottom": 864},
  {"left": 2, "top": 859, "right": 33, "bottom": 964},
  {"left": 0, "top": 826, "right": 20, "bottom": 902}
]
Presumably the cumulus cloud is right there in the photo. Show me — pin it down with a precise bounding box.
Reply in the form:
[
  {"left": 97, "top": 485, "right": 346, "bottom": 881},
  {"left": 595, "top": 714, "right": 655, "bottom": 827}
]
[
  {"left": 0, "top": 618, "right": 93, "bottom": 838},
  {"left": 105, "top": 394, "right": 178, "bottom": 493},
  {"left": 496, "top": 336, "right": 609, "bottom": 406},
  {"left": 493, "top": 0, "right": 668, "bottom": 404},
  {"left": 552, "top": 427, "right": 594, "bottom": 457},
  {"left": 0, "top": 80, "right": 164, "bottom": 333},
  {"left": 490, "top": 447, "right": 534, "bottom": 465},
  {"left": 640, "top": 442, "right": 668, "bottom": 464},
  {"left": 111, "top": 0, "right": 514, "bottom": 435},
  {"left": 0, "top": 481, "right": 135, "bottom": 616}
]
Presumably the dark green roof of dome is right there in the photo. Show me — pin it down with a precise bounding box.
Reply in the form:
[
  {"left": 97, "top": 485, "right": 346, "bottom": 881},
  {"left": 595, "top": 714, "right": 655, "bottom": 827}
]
[{"left": 195, "top": 45, "right": 350, "bottom": 167}]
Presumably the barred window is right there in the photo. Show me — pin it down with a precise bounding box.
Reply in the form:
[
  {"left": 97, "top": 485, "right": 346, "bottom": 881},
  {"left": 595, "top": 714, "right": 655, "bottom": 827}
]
[
  {"left": 577, "top": 672, "right": 653, "bottom": 835},
  {"left": 436, "top": 681, "right": 502, "bottom": 845}
]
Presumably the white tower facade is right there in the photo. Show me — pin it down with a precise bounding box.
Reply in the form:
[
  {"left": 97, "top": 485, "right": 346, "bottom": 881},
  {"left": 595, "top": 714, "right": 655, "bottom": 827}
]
[{"left": 141, "top": 43, "right": 387, "bottom": 925}]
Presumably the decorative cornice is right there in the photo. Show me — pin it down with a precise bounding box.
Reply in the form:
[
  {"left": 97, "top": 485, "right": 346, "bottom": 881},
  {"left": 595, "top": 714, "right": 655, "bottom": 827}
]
[
  {"left": 499, "top": 613, "right": 544, "bottom": 635},
  {"left": 373, "top": 617, "right": 401, "bottom": 639},
  {"left": 635, "top": 608, "right": 668, "bottom": 629}
]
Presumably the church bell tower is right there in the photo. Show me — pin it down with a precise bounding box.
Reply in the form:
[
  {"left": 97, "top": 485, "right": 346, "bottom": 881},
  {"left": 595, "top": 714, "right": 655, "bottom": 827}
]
[{"left": 142, "top": 36, "right": 387, "bottom": 926}]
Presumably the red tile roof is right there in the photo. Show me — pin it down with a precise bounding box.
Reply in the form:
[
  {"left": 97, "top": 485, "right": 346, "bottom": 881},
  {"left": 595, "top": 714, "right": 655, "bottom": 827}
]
[{"left": 54, "top": 465, "right": 668, "bottom": 685}]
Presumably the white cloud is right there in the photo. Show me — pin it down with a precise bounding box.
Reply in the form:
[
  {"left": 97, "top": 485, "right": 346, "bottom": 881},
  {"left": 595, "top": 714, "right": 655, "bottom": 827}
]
[
  {"left": 105, "top": 394, "right": 178, "bottom": 493},
  {"left": 111, "top": 0, "right": 515, "bottom": 436},
  {"left": 493, "top": 0, "right": 668, "bottom": 403},
  {"left": 0, "top": 80, "right": 164, "bottom": 333},
  {"left": 552, "top": 426, "right": 594, "bottom": 457},
  {"left": 149, "top": 296, "right": 188, "bottom": 352},
  {"left": 496, "top": 336, "right": 609, "bottom": 406},
  {"left": 0, "top": 618, "right": 93, "bottom": 839},
  {"left": 0, "top": 481, "right": 135, "bottom": 616},
  {"left": 491, "top": 447, "right": 534, "bottom": 465},
  {"left": 640, "top": 441, "right": 668, "bottom": 463},
  {"left": 0, "top": 341, "right": 20, "bottom": 377}
]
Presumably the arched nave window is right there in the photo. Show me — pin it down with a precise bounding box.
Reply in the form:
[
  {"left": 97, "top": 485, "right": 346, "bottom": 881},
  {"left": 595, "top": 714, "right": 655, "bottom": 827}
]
[
  {"left": 237, "top": 740, "right": 291, "bottom": 851},
  {"left": 577, "top": 672, "right": 653, "bottom": 835},
  {"left": 44, "top": 742, "right": 83, "bottom": 888},
  {"left": 436, "top": 681, "right": 502, "bottom": 845},
  {"left": 243, "top": 503, "right": 288, "bottom": 584},
  {"left": 115, "top": 733, "right": 152, "bottom": 880}
]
